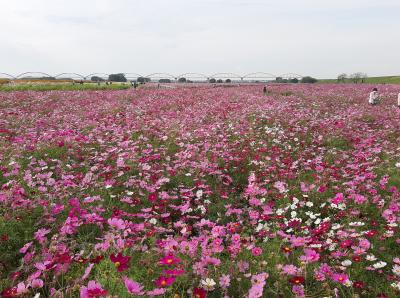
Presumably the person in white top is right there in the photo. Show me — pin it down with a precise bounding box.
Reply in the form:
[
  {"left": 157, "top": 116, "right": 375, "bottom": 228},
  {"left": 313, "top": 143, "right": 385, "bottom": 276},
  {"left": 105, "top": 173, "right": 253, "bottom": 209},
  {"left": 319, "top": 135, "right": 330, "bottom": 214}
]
[
  {"left": 397, "top": 92, "right": 400, "bottom": 108},
  {"left": 369, "top": 88, "right": 379, "bottom": 105}
]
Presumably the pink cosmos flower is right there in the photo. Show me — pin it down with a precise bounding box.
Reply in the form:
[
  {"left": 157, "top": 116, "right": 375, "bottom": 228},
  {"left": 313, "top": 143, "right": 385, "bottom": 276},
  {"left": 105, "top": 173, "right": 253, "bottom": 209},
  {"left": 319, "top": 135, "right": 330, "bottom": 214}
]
[
  {"left": 251, "top": 247, "right": 263, "bottom": 257},
  {"left": 332, "top": 193, "right": 344, "bottom": 204},
  {"left": 107, "top": 218, "right": 126, "bottom": 230},
  {"left": 146, "top": 288, "right": 166, "bottom": 296},
  {"left": 219, "top": 274, "right": 231, "bottom": 288},
  {"left": 19, "top": 242, "right": 33, "bottom": 254},
  {"left": 16, "top": 282, "right": 29, "bottom": 295},
  {"left": 299, "top": 249, "right": 320, "bottom": 263},
  {"left": 332, "top": 273, "right": 349, "bottom": 284},
  {"left": 292, "top": 285, "right": 305, "bottom": 297},
  {"left": 123, "top": 277, "right": 144, "bottom": 295},
  {"left": 237, "top": 261, "right": 250, "bottom": 273},
  {"left": 31, "top": 279, "right": 44, "bottom": 288},
  {"left": 81, "top": 263, "right": 94, "bottom": 280},
  {"left": 290, "top": 236, "right": 307, "bottom": 247},
  {"left": 80, "top": 280, "right": 107, "bottom": 298},
  {"left": 274, "top": 181, "right": 287, "bottom": 193},
  {"left": 282, "top": 264, "right": 299, "bottom": 275},
  {"left": 162, "top": 268, "right": 185, "bottom": 276},
  {"left": 34, "top": 228, "right": 51, "bottom": 244}
]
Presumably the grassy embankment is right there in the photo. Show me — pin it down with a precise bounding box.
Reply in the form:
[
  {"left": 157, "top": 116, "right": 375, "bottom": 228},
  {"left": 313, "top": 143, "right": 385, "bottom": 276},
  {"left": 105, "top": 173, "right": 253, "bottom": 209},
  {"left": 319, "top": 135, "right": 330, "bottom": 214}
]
[
  {"left": 0, "top": 83, "right": 130, "bottom": 92},
  {"left": 319, "top": 76, "right": 400, "bottom": 84}
]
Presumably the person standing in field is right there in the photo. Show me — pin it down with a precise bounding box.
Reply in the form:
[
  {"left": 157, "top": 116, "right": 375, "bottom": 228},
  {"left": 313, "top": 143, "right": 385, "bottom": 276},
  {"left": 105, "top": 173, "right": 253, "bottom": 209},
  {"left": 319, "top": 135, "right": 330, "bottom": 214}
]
[
  {"left": 397, "top": 92, "right": 400, "bottom": 108},
  {"left": 263, "top": 85, "right": 267, "bottom": 95},
  {"left": 369, "top": 87, "right": 379, "bottom": 105}
]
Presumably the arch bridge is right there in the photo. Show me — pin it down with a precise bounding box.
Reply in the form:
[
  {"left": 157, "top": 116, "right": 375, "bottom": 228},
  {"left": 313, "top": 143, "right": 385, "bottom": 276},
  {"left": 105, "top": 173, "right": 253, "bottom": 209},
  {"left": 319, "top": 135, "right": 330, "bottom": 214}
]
[
  {"left": 243, "top": 72, "right": 277, "bottom": 81},
  {"left": 279, "top": 73, "right": 303, "bottom": 80},
  {"left": 0, "top": 72, "right": 307, "bottom": 83}
]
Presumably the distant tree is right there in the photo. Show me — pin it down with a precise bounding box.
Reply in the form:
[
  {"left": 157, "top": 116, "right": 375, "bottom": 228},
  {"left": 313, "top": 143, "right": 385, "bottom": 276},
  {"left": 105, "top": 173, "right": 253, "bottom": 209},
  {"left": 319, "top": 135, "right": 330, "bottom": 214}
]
[
  {"left": 350, "top": 72, "right": 367, "bottom": 83},
  {"left": 39, "top": 76, "right": 56, "bottom": 80},
  {"left": 275, "top": 77, "right": 289, "bottom": 83},
  {"left": 178, "top": 77, "right": 187, "bottom": 83},
  {"left": 301, "top": 76, "right": 318, "bottom": 83},
  {"left": 91, "top": 76, "right": 105, "bottom": 82},
  {"left": 337, "top": 73, "right": 347, "bottom": 83},
  {"left": 22, "top": 76, "right": 56, "bottom": 80},
  {"left": 289, "top": 78, "right": 299, "bottom": 83},
  {"left": 350, "top": 72, "right": 361, "bottom": 83},
  {"left": 209, "top": 78, "right": 216, "bottom": 83},
  {"left": 225, "top": 79, "right": 232, "bottom": 83},
  {"left": 217, "top": 79, "right": 223, "bottom": 83},
  {"left": 108, "top": 73, "right": 127, "bottom": 82},
  {"left": 159, "top": 79, "right": 171, "bottom": 83},
  {"left": 137, "top": 77, "right": 151, "bottom": 83}
]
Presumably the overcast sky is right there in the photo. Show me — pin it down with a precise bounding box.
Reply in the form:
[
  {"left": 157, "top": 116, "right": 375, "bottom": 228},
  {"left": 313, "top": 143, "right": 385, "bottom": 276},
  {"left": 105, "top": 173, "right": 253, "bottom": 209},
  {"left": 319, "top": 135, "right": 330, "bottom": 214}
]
[{"left": 0, "top": 0, "right": 399, "bottom": 78}]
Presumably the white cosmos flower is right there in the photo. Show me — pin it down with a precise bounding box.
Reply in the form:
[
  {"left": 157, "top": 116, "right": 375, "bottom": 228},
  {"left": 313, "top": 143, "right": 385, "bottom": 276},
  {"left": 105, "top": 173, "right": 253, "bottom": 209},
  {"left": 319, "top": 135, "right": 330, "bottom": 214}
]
[
  {"left": 341, "top": 260, "right": 352, "bottom": 267},
  {"left": 349, "top": 222, "right": 365, "bottom": 226},
  {"left": 366, "top": 255, "right": 377, "bottom": 261},
  {"left": 196, "top": 189, "right": 203, "bottom": 198},
  {"left": 373, "top": 261, "right": 387, "bottom": 269},
  {"left": 201, "top": 278, "right": 216, "bottom": 290},
  {"left": 391, "top": 282, "right": 400, "bottom": 290},
  {"left": 392, "top": 264, "right": 400, "bottom": 276}
]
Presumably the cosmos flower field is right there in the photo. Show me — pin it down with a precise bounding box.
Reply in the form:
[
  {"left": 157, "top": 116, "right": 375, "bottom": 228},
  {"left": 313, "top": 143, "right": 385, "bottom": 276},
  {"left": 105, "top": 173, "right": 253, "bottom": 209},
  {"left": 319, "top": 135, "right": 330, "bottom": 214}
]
[{"left": 1, "top": 84, "right": 400, "bottom": 298}]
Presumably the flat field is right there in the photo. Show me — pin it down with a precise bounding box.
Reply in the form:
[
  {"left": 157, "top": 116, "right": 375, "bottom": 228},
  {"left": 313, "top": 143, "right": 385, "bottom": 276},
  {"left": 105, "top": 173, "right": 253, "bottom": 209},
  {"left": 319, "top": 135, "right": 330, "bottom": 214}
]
[{"left": 1, "top": 84, "right": 400, "bottom": 297}]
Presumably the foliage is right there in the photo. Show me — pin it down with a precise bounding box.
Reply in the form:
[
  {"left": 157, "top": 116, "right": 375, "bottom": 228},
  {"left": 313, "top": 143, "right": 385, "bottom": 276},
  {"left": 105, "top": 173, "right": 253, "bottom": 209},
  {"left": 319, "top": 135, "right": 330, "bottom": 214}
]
[
  {"left": 108, "top": 73, "right": 127, "bottom": 82},
  {"left": 300, "top": 76, "right": 318, "bottom": 83},
  {"left": 1, "top": 84, "right": 400, "bottom": 297},
  {"left": 137, "top": 77, "right": 151, "bottom": 83},
  {"left": 91, "top": 76, "right": 105, "bottom": 82}
]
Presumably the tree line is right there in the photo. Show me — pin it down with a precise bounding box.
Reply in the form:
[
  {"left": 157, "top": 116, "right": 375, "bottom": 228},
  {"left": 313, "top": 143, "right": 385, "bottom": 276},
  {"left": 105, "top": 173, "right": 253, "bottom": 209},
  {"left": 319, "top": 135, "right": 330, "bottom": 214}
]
[
  {"left": 91, "top": 74, "right": 318, "bottom": 84},
  {"left": 337, "top": 73, "right": 368, "bottom": 83}
]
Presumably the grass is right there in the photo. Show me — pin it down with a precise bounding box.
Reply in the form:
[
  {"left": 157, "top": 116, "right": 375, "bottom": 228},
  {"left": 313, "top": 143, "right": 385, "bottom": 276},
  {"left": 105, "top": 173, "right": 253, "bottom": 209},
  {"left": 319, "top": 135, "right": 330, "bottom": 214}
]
[
  {"left": 0, "top": 83, "right": 130, "bottom": 92},
  {"left": 319, "top": 76, "right": 400, "bottom": 84}
]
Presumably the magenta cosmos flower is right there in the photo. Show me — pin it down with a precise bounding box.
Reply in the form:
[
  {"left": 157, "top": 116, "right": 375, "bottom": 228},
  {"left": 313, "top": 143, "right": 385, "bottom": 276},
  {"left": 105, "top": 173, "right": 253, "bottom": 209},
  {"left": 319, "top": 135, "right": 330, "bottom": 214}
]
[
  {"left": 155, "top": 275, "right": 175, "bottom": 287},
  {"left": 159, "top": 254, "right": 181, "bottom": 266},
  {"left": 110, "top": 253, "right": 131, "bottom": 272}
]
